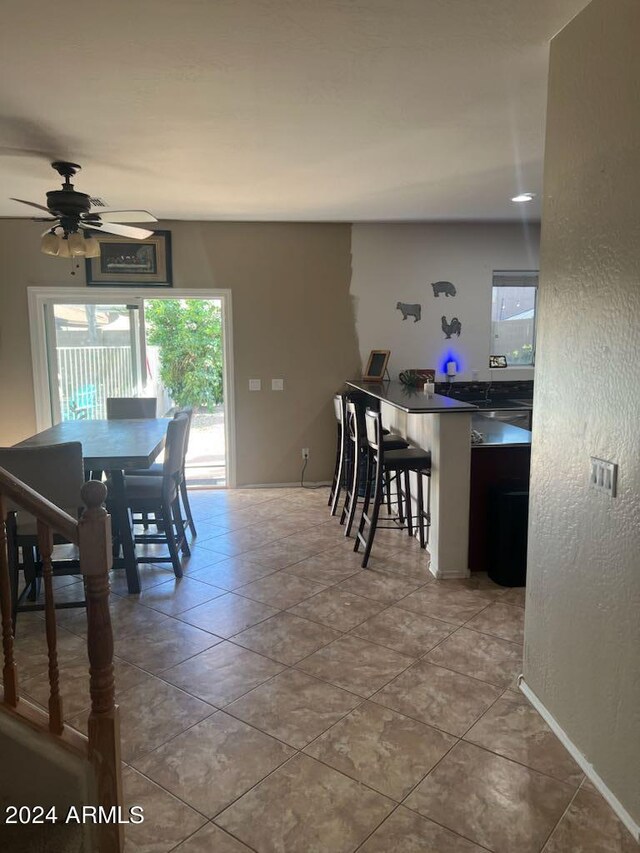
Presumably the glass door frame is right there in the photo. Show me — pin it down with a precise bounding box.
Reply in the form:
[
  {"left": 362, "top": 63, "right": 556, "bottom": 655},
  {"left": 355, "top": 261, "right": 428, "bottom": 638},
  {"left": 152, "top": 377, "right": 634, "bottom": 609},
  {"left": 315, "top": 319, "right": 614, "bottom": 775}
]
[{"left": 27, "top": 286, "right": 236, "bottom": 487}]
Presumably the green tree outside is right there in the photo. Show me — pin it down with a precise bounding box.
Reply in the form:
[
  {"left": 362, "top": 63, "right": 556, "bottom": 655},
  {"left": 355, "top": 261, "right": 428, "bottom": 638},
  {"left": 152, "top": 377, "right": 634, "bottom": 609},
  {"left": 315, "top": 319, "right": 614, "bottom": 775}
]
[
  {"left": 145, "top": 299, "right": 223, "bottom": 409},
  {"left": 509, "top": 343, "right": 534, "bottom": 365}
]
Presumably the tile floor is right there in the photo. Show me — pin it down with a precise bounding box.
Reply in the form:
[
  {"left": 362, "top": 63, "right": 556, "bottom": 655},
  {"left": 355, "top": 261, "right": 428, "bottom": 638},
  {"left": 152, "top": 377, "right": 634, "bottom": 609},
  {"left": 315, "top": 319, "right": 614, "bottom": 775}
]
[{"left": 11, "top": 487, "right": 638, "bottom": 852}]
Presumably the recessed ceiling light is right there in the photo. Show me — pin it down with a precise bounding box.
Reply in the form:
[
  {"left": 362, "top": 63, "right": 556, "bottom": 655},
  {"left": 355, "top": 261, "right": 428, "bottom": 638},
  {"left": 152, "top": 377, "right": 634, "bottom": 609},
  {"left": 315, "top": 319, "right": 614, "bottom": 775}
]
[{"left": 511, "top": 192, "right": 536, "bottom": 203}]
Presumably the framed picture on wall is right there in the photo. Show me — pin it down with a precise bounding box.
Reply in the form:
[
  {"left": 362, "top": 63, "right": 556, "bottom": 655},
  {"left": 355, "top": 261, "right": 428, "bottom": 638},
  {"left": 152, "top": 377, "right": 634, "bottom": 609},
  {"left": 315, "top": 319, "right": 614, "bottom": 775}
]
[
  {"left": 363, "top": 350, "right": 391, "bottom": 381},
  {"left": 85, "top": 230, "right": 172, "bottom": 287}
]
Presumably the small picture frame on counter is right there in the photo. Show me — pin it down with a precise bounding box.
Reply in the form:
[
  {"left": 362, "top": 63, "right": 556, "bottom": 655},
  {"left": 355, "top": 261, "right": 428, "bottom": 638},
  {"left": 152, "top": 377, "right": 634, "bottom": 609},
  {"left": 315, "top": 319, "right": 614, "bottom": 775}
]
[{"left": 363, "top": 350, "right": 391, "bottom": 381}]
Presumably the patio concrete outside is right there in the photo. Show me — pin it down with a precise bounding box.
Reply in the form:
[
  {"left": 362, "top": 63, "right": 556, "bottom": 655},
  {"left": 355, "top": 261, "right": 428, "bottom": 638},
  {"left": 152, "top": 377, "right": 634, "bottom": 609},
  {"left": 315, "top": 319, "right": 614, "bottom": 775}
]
[{"left": 186, "top": 407, "right": 226, "bottom": 486}]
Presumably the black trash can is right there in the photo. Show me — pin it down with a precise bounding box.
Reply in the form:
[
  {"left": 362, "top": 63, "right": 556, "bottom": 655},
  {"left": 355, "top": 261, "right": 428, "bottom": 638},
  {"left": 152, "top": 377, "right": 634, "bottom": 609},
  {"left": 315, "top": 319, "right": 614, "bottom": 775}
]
[{"left": 487, "top": 488, "right": 529, "bottom": 587}]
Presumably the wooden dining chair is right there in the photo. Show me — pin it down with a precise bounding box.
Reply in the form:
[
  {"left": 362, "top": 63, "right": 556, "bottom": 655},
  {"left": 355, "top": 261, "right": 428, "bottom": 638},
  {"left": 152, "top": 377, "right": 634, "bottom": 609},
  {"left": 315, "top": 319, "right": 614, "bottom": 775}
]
[
  {"left": 0, "top": 443, "right": 85, "bottom": 626},
  {"left": 122, "top": 413, "right": 191, "bottom": 577},
  {"left": 106, "top": 397, "right": 157, "bottom": 419}
]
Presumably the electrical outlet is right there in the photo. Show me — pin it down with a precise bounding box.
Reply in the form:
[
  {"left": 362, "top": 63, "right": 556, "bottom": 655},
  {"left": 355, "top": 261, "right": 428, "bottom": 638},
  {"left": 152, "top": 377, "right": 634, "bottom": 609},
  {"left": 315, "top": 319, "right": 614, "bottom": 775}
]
[
  {"left": 590, "top": 457, "right": 618, "bottom": 497},
  {"left": 301, "top": 448, "right": 309, "bottom": 460}
]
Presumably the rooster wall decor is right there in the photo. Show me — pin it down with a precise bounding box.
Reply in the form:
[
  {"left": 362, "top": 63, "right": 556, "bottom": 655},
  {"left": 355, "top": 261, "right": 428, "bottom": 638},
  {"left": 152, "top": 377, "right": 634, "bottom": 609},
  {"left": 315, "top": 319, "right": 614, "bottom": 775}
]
[{"left": 442, "top": 315, "right": 462, "bottom": 339}]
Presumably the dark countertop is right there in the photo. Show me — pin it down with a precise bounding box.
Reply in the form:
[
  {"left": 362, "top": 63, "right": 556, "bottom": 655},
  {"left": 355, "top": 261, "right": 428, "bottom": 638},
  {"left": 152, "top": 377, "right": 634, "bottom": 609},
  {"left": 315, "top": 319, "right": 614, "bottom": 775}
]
[
  {"left": 347, "top": 380, "right": 478, "bottom": 414},
  {"left": 471, "top": 415, "right": 532, "bottom": 448},
  {"left": 436, "top": 384, "right": 533, "bottom": 411},
  {"left": 435, "top": 380, "right": 534, "bottom": 411}
]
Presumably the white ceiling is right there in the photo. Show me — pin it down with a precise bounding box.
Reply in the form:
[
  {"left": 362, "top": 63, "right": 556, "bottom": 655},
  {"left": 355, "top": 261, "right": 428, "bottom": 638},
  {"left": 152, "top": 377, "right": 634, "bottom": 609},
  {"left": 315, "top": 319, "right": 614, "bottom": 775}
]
[{"left": 0, "top": 0, "right": 587, "bottom": 222}]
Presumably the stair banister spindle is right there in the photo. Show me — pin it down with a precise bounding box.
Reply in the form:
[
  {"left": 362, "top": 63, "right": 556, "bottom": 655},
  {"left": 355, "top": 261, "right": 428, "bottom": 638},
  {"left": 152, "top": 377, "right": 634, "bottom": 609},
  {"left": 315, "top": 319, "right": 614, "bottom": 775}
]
[
  {"left": 37, "top": 519, "right": 64, "bottom": 734},
  {"left": 0, "top": 492, "right": 18, "bottom": 707}
]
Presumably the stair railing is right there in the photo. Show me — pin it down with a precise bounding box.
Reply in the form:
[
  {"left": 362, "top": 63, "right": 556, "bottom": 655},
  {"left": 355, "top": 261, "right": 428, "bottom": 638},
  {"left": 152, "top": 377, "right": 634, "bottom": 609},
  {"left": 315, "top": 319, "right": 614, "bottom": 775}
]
[{"left": 0, "top": 470, "right": 123, "bottom": 853}]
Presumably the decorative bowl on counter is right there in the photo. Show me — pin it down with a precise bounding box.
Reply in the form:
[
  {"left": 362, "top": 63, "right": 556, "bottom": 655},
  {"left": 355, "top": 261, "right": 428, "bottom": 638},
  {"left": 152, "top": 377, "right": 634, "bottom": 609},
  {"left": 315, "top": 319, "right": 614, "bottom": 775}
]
[{"left": 398, "top": 368, "right": 435, "bottom": 388}]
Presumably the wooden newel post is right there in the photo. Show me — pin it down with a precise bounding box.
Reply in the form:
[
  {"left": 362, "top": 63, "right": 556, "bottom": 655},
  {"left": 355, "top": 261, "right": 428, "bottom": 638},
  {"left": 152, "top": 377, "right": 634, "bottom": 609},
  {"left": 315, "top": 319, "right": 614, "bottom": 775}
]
[{"left": 79, "top": 480, "right": 123, "bottom": 853}]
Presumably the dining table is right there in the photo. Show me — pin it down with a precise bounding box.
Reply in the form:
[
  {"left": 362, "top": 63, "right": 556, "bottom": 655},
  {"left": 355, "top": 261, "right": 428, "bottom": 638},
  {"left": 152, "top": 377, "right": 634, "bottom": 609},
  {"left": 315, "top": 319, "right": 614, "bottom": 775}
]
[{"left": 16, "top": 418, "right": 169, "bottom": 594}]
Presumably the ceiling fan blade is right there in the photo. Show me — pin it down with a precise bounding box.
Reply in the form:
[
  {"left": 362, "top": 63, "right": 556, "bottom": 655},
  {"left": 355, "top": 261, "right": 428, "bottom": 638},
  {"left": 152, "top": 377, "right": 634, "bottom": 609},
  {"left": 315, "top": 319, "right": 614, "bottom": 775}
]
[
  {"left": 83, "top": 222, "right": 154, "bottom": 240},
  {"left": 96, "top": 210, "right": 158, "bottom": 224},
  {"left": 10, "top": 197, "right": 52, "bottom": 214}
]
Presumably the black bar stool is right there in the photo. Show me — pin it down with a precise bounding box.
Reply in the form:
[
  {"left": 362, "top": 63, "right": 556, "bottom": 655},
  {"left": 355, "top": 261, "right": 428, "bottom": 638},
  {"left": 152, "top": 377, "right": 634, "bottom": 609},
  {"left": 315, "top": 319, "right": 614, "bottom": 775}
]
[
  {"left": 341, "top": 400, "right": 410, "bottom": 537},
  {"left": 329, "top": 394, "right": 348, "bottom": 516},
  {"left": 355, "top": 408, "right": 431, "bottom": 567}
]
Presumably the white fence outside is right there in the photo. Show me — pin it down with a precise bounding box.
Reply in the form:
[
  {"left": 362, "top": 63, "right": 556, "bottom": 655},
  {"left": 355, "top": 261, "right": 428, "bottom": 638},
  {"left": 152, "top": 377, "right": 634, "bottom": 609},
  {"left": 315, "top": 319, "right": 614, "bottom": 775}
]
[{"left": 58, "top": 346, "right": 136, "bottom": 420}]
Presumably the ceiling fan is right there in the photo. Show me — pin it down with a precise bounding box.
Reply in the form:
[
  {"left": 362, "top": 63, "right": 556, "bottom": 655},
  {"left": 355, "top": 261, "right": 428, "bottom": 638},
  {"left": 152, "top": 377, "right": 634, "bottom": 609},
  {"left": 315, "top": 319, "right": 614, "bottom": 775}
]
[{"left": 10, "top": 161, "right": 158, "bottom": 258}]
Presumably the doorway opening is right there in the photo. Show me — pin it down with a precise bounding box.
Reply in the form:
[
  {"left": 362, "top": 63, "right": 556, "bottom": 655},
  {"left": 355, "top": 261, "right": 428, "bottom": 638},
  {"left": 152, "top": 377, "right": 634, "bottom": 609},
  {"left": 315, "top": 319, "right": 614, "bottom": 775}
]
[
  {"left": 144, "top": 299, "right": 226, "bottom": 485},
  {"left": 28, "top": 288, "right": 235, "bottom": 487}
]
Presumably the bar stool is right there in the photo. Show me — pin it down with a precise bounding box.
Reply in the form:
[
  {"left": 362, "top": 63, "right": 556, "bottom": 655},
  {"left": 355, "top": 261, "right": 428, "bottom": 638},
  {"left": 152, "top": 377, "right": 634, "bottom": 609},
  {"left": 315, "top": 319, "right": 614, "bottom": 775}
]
[
  {"left": 328, "top": 394, "right": 347, "bottom": 516},
  {"left": 355, "top": 408, "right": 431, "bottom": 568},
  {"left": 341, "top": 400, "right": 410, "bottom": 537}
]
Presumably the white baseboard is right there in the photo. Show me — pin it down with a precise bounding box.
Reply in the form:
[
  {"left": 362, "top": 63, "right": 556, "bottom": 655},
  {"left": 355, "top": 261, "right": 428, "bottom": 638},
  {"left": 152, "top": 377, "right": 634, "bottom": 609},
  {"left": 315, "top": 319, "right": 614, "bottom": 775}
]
[
  {"left": 518, "top": 678, "right": 640, "bottom": 842},
  {"left": 430, "top": 563, "right": 470, "bottom": 579}
]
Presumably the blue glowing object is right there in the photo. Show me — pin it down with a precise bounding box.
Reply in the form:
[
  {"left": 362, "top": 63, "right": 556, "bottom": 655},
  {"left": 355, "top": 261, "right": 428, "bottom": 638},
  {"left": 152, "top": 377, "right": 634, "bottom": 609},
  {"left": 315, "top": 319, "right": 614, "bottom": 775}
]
[{"left": 438, "top": 348, "right": 463, "bottom": 377}]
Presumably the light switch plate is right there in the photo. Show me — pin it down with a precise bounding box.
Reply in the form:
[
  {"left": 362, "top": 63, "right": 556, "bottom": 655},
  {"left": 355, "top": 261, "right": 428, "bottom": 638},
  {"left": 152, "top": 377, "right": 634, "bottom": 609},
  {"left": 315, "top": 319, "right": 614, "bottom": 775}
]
[
  {"left": 590, "top": 457, "right": 618, "bottom": 497},
  {"left": 272, "top": 378, "right": 284, "bottom": 391},
  {"left": 249, "top": 379, "right": 261, "bottom": 391}
]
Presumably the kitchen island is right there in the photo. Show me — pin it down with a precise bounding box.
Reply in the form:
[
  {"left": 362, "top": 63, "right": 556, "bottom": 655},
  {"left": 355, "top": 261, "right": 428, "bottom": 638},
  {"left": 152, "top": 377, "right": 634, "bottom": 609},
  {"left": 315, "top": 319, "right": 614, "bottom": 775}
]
[
  {"left": 347, "top": 380, "right": 477, "bottom": 578},
  {"left": 469, "top": 415, "right": 531, "bottom": 576}
]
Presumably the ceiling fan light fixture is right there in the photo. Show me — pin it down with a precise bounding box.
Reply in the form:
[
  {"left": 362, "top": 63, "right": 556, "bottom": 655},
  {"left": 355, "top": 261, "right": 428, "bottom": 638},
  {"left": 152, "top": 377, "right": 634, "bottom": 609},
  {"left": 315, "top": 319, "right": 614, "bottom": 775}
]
[
  {"left": 40, "top": 230, "right": 60, "bottom": 256},
  {"left": 40, "top": 227, "right": 102, "bottom": 259},
  {"left": 83, "top": 235, "right": 101, "bottom": 258},
  {"left": 67, "top": 231, "right": 87, "bottom": 257}
]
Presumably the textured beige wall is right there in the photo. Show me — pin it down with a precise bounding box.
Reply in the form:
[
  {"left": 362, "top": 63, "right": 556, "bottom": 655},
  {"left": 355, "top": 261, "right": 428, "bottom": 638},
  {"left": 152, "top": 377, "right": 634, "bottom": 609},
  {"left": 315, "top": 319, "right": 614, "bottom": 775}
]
[
  {"left": 0, "top": 220, "right": 358, "bottom": 485},
  {"left": 524, "top": 0, "right": 640, "bottom": 826}
]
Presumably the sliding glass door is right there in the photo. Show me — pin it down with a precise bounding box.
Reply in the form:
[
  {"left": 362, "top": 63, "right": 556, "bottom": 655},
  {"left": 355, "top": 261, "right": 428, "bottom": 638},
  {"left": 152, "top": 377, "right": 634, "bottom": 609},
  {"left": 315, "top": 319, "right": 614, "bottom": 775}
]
[{"left": 37, "top": 292, "right": 229, "bottom": 486}]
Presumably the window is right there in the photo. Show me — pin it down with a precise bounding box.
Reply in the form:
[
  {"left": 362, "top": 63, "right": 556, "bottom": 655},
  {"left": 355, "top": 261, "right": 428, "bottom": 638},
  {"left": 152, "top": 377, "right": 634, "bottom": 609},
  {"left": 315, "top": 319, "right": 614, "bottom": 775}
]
[{"left": 491, "top": 271, "right": 538, "bottom": 366}]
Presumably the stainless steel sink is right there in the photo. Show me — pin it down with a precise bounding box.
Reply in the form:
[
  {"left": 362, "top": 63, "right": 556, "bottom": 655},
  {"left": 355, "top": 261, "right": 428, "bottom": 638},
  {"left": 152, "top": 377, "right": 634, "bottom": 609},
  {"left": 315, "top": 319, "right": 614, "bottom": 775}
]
[
  {"left": 451, "top": 396, "right": 533, "bottom": 409},
  {"left": 477, "top": 399, "right": 530, "bottom": 409}
]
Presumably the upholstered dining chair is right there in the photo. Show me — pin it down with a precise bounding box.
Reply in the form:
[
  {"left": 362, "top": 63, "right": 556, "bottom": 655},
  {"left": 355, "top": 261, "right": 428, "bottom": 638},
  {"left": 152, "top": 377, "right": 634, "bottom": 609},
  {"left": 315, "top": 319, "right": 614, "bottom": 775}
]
[
  {"left": 0, "top": 442, "right": 85, "bottom": 626},
  {"left": 127, "top": 407, "right": 197, "bottom": 537},
  {"left": 122, "top": 413, "right": 191, "bottom": 577},
  {"left": 106, "top": 397, "right": 157, "bottom": 419},
  {"left": 92, "top": 396, "right": 159, "bottom": 482}
]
